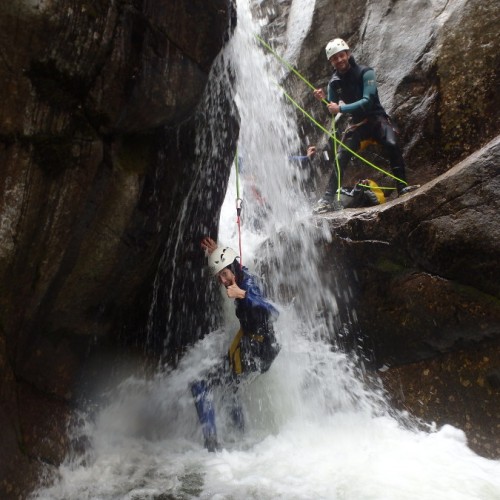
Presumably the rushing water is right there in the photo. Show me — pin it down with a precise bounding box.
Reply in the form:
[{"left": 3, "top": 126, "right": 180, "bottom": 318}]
[{"left": 32, "top": 1, "right": 500, "bottom": 499}]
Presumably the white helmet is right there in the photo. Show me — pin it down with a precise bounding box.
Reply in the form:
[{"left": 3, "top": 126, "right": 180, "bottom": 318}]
[
  {"left": 208, "top": 246, "right": 239, "bottom": 276},
  {"left": 325, "top": 38, "right": 350, "bottom": 60}
]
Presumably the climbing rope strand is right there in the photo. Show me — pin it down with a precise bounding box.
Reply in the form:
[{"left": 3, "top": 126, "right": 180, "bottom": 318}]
[
  {"left": 330, "top": 114, "right": 341, "bottom": 201},
  {"left": 234, "top": 150, "right": 243, "bottom": 268},
  {"left": 358, "top": 183, "right": 397, "bottom": 191},
  {"left": 255, "top": 35, "right": 315, "bottom": 91},
  {"left": 278, "top": 86, "right": 407, "bottom": 185},
  {"left": 237, "top": 209, "right": 243, "bottom": 268},
  {"left": 255, "top": 34, "right": 330, "bottom": 107}
]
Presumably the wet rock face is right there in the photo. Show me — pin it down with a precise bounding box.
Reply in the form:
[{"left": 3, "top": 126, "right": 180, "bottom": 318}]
[
  {"left": 0, "top": 0, "right": 236, "bottom": 496},
  {"left": 319, "top": 136, "right": 500, "bottom": 458},
  {"left": 379, "top": 342, "right": 500, "bottom": 459},
  {"left": 434, "top": 0, "right": 499, "bottom": 162},
  {"left": 1, "top": 0, "right": 233, "bottom": 135},
  {"left": 317, "top": 136, "right": 500, "bottom": 359},
  {"left": 291, "top": 0, "right": 500, "bottom": 184},
  {"left": 270, "top": 0, "right": 500, "bottom": 357}
]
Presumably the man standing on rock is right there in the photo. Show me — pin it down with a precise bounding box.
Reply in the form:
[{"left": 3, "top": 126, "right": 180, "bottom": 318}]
[{"left": 312, "top": 38, "right": 416, "bottom": 214}]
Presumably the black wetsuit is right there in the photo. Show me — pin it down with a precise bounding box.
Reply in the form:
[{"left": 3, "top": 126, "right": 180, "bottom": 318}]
[{"left": 325, "top": 56, "right": 407, "bottom": 196}]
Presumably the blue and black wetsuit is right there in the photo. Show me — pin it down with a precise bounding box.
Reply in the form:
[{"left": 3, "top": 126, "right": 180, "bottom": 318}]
[
  {"left": 289, "top": 154, "right": 313, "bottom": 168},
  {"left": 231, "top": 266, "right": 280, "bottom": 375},
  {"left": 191, "top": 263, "right": 280, "bottom": 450},
  {"left": 325, "top": 56, "right": 408, "bottom": 195}
]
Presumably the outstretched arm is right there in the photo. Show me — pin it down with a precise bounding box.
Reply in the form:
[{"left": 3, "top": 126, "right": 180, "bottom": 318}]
[
  {"left": 288, "top": 146, "right": 317, "bottom": 167},
  {"left": 201, "top": 236, "right": 218, "bottom": 256}
]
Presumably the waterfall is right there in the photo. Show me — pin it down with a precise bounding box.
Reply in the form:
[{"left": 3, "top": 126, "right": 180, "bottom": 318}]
[{"left": 31, "top": 1, "right": 500, "bottom": 499}]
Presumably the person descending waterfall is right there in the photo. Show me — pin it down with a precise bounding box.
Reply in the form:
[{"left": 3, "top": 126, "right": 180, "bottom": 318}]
[
  {"left": 312, "top": 38, "right": 418, "bottom": 214},
  {"left": 190, "top": 236, "right": 280, "bottom": 451}
]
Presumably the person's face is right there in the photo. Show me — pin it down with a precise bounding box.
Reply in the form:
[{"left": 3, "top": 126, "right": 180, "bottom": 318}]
[
  {"left": 217, "top": 268, "right": 235, "bottom": 288},
  {"left": 329, "top": 50, "right": 350, "bottom": 73}
]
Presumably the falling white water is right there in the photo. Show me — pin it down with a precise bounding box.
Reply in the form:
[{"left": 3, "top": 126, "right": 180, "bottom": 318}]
[
  {"left": 31, "top": 1, "right": 500, "bottom": 499},
  {"left": 284, "top": 0, "right": 315, "bottom": 65}
]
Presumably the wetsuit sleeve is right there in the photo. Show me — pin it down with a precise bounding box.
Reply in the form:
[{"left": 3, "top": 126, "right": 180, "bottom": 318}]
[
  {"left": 338, "top": 69, "right": 378, "bottom": 114},
  {"left": 288, "top": 155, "right": 311, "bottom": 167},
  {"left": 240, "top": 272, "right": 279, "bottom": 319}
]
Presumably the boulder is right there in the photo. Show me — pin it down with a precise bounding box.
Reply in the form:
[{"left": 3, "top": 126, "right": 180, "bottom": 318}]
[{"left": 317, "top": 135, "right": 500, "bottom": 457}]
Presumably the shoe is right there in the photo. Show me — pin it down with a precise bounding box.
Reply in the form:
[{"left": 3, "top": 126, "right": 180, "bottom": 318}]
[
  {"left": 398, "top": 185, "right": 420, "bottom": 196},
  {"left": 204, "top": 435, "right": 219, "bottom": 452},
  {"left": 312, "top": 197, "right": 343, "bottom": 214}
]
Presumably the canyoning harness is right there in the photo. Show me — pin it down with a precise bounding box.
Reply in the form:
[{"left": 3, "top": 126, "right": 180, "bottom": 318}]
[
  {"left": 228, "top": 328, "right": 265, "bottom": 375},
  {"left": 228, "top": 327, "right": 280, "bottom": 376},
  {"left": 348, "top": 121, "right": 379, "bottom": 153},
  {"left": 228, "top": 329, "right": 245, "bottom": 375}
]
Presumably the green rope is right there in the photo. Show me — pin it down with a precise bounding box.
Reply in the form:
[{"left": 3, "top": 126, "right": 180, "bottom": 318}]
[
  {"left": 256, "top": 34, "right": 407, "bottom": 187},
  {"left": 234, "top": 148, "right": 243, "bottom": 267},
  {"left": 278, "top": 86, "right": 407, "bottom": 185},
  {"left": 358, "top": 183, "right": 397, "bottom": 191},
  {"left": 255, "top": 34, "right": 329, "bottom": 105},
  {"left": 329, "top": 114, "right": 341, "bottom": 200}
]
